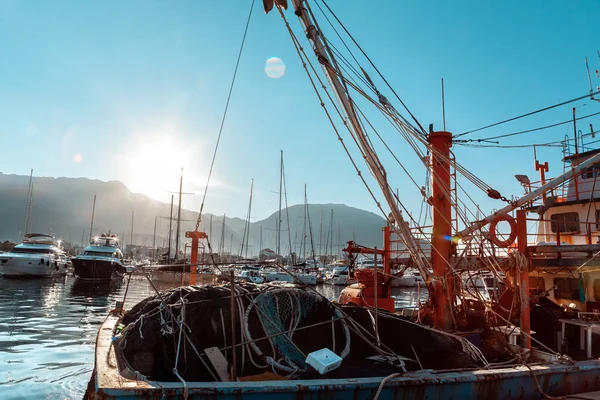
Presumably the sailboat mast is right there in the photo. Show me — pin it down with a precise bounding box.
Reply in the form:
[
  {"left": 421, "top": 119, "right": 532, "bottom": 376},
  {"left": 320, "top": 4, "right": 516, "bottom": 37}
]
[
  {"left": 168, "top": 194, "right": 174, "bottom": 264},
  {"left": 282, "top": 162, "right": 293, "bottom": 261},
  {"left": 305, "top": 186, "right": 317, "bottom": 265},
  {"left": 152, "top": 215, "right": 157, "bottom": 261},
  {"left": 277, "top": 150, "right": 283, "bottom": 258},
  {"left": 220, "top": 213, "right": 226, "bottom": 256},
  {"left": 259, "top": 225, "right": 263, "bottom": 259},
  {"left": 318, "top": 209, "right": 323, "bottom": 266},
  {"left": 89, "top": 194, "right": 96, "bottom": 244},
  {"left": 175, "top": 168, "right": 183, "bottom": 260},
  {"left": 240, "top": 179, "right": 254, "bottom": 258},
  {"left": 24, "top": 169, "right": 33, "bottom": 235},
  {"left": 246, "top": 179, "right": 253, "bottom": 259},
  {"left": 329, "top": 209, "right": 334, "bottom": 259},
  {"left": 302, "top": 183, "right": 307, "bottom": 261},
  {"left": 130, "top": 211, "right": 134, "bottom": 250}
]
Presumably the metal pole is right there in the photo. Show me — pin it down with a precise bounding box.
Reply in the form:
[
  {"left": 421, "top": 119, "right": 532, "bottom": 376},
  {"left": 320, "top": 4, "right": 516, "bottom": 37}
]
[
  {"left": 374, "top": 246, "right": 379, "bottom": 343},
  {"left": 230, "top": 270, "right": 237, "bottom": 381},
  {"left": 517, "top": 210, "right": 531, "bottom": 349}
]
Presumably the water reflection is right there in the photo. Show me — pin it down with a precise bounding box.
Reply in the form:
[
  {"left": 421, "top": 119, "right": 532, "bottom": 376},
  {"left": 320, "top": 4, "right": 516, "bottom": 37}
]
[{"left": 0, "top": 274, "right": 427, "bottom": 399}]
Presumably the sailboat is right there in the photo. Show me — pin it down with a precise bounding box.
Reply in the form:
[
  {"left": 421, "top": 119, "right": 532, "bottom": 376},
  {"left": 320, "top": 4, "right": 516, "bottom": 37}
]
[{"left": 87, "top": 1, "right": 600, "bottom": 398}]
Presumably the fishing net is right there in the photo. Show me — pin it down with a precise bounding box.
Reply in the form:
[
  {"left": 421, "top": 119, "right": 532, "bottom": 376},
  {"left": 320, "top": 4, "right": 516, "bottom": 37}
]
[{"left": 245, "top": 288, "right": 346, "bottom": 371}]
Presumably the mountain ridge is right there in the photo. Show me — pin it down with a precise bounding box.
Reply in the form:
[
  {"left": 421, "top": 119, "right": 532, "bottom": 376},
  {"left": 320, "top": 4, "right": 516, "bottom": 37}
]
[{"left": 0, "top": 172, "right": 386, "bottom": 255}]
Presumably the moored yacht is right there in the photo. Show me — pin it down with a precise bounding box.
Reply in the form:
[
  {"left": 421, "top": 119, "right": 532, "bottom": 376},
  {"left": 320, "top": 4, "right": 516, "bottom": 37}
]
[
  {"left": 71, "top": 234, "right": 126, "bottom": 281},
  {"left": 0, "top": 233, "right": 68, "bottom": 278}
]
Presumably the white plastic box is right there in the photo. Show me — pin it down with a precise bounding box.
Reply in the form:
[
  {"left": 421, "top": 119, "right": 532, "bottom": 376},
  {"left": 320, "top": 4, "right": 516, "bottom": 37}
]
[{"left": 305, "top": 348, "right": 343, "bottom": 374}]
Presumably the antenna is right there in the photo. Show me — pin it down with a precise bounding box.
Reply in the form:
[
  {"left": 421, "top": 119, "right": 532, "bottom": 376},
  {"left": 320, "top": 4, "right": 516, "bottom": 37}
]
[
  {"left": 441, "top": 78, "right": 447, "bottom": 131},
  {"left": 586, "top": 57, "right": 595, "bottom": 101}
]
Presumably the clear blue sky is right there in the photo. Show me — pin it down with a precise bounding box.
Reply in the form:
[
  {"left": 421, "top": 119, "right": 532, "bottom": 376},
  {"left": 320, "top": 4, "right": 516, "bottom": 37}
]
[{"left": 1, "top": 0, "right": 599, "bottom": 224}]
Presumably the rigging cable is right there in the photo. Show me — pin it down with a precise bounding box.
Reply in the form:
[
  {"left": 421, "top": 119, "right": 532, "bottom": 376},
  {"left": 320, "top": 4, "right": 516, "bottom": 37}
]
[
  {"left": 454, "top": 110, "right": 600, "bottom": 143},
  {"left": 455, "top": 90, "right": 600, "bottom": 138},
  {"left": 319, "top": 0, "right": 428, "bottom": 136},
  {"left": 195, "top": 0, "right": 255, "bottom": 230}
]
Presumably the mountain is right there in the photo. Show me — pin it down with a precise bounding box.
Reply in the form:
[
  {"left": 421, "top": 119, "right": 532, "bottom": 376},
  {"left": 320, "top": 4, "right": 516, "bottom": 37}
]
[{"left": 0, "top": 172, "right": 386, "bottom": 255}]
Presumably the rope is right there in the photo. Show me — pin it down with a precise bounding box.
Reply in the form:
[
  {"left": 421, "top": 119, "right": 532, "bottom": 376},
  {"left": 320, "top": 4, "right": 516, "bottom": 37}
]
[
  {"left": 195, "top": 0, "right": 255, "bottom": 230},
  {"left": 372, "top": 372, "right": 402, "bottom": 400}
]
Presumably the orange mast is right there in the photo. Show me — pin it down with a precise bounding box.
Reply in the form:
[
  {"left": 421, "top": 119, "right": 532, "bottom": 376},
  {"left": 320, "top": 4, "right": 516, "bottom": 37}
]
[{"left": 428, "top": 130, "right": 454, "bottom": 331}]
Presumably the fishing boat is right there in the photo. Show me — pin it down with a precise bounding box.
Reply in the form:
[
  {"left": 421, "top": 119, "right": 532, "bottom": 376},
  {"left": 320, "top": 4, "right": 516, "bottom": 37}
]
[
  {"left": 71, "top": 234, "right": 127, "bottom": 281},
  {"left": 87, "top": 0, "right": 600, "bottom": 398},
  {"left": 0, "top": 233, "right": 68, "bottom": 278}
]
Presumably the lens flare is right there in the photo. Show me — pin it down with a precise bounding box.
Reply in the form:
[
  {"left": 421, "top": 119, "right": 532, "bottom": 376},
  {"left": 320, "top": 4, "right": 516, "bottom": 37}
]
[{"left": 265, "top": 57, "right": 285, "bottom": 79}]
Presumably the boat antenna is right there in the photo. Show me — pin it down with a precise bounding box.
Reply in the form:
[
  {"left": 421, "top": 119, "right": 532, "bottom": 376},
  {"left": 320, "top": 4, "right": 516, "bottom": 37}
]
[
  {"left": 586, "top": 56, "right": 595, "bottom": 101},
  {"left": 441, "top": 78, "right": 447, "bottom": 131}
]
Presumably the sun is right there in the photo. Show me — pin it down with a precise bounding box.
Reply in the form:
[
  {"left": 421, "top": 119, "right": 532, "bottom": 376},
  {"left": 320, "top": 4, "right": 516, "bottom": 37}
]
[{"left": 119, "top": 133, "right": 204, "bottom": 202}]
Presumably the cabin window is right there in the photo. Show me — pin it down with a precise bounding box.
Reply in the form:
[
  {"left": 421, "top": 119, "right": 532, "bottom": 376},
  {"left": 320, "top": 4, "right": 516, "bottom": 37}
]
[
  {"left": 596, "top": 210, "right": 600, "bottom": 230},
  {"left": 529, "top": 277, "right": 546, "bottom": 296},
  {"left": 550, "top": 212, "right": 580, "bottom": 233},
  {"left": 582, "top": 164, "right": 600, "bottom": 179},
  {"left": 553, "top": 278, "right": 580, "bottom": 300}
]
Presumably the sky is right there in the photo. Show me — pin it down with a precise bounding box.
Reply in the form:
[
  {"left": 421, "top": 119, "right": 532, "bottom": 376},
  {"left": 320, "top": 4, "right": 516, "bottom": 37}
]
[{"left": 0, "top": 0, "right": 599, "bottom": 225}]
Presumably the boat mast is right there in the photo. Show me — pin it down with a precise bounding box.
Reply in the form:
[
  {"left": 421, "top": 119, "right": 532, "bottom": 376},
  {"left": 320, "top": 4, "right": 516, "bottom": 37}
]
[
  {"left": 318, "top": 209, "right": 323, "bottom": 266},
  {"left": 89, "top": 194, "right": 96, "bottom": 244},
  {"left": 152, "top": 215, "right": 158, "bottom": 261},
  {"left": 175, "top": 168, "right": 183, "bottom": 260},
  {"left": 240, "top": 179, "right": 254, "bottom": 258},
  {"left": 168, "top": 194, "right": 174, "bottom": 264},
  {"left": 259, "top": 225, "right": 263, "bottom": 260},
  {"left": 130, "top": 210, "right": 134, "bottom": 252},
  {"left": 277, "top": 150, "right": 283, "bottom": 259},
  {"left": 275, "top": 0, "right": 440, "bottom": 323},
  {"left": 219, "top": 213, "right": 226, "bottom": 257},
  {"left": 305, "top": 185, "right": 317, "bottom": 266},
  {"left": 302, "top": 183, "right": 307, "bottom": 262},
  {"left": 24, "top": 169, "right": 33, "bottom": 235},
  {"left": 282, "top": 162, "right": 293, "bottom": 262}
]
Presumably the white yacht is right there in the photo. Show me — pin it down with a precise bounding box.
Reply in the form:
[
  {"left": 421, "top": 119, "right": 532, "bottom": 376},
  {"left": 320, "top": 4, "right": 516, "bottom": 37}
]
[{"left": 0, "top": 233, "right": 68, "bottom": 278}]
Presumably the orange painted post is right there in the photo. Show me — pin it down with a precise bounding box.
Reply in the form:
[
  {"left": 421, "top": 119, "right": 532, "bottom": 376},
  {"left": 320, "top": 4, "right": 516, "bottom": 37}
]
[
  {"left": 517, "top": 209, "right": 531, "bottom": 349},
  {"left": 535, "top": 161, "right": 548, "bottom": 202},
  {"left": 428, "top": 130, "right": 454, "bottom": 331},
  {"left": 185, "top": 230, "right": 208, "bottom": 286}
]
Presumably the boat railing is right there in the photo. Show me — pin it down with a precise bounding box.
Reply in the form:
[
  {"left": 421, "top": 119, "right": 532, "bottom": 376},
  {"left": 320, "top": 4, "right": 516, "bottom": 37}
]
[{"left": 524, "top": 217, "right": 600, "bottom": 260}]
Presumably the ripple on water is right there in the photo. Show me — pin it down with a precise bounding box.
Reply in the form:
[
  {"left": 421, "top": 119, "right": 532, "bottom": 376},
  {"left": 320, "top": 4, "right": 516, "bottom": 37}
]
[{"left": 0, "top": 273, "right": 426, "bottom": 399}]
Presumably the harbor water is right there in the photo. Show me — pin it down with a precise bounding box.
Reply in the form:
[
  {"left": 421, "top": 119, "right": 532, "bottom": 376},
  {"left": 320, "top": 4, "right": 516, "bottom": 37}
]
[{"left": 0, "top": 273, "right": 428, "bottom": 399}]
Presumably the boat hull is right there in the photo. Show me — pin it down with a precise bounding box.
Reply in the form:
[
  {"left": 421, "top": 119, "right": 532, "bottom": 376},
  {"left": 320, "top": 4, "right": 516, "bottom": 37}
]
[
  {"left": 92, "top": 314, "right": 600, "bottom": 400},
  {"left": 0, "top": 256, "right": 67, "bottom": 278},
  {"left": 72, "top": 257, "right": 125, "bottom": 281}
]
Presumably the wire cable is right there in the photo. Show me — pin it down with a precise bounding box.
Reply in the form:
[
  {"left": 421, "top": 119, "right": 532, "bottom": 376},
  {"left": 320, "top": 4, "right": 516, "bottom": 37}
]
[
  {"left": 455, "top": 110, "right": 600, "bottom": 143},
  {"left": 455, "top": 90, "right": 600, "bottom": 138}
]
